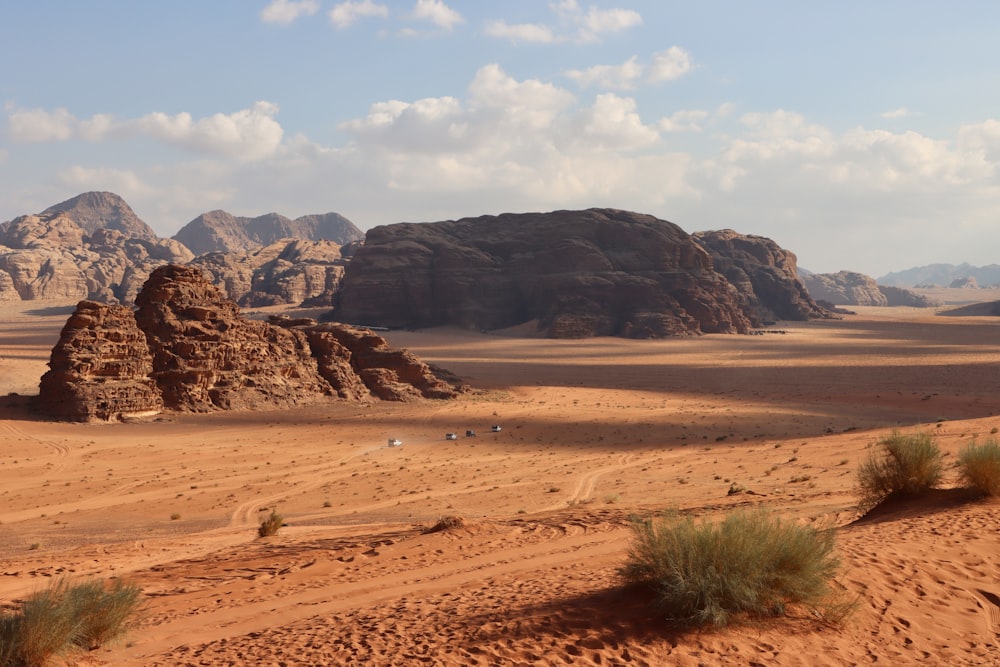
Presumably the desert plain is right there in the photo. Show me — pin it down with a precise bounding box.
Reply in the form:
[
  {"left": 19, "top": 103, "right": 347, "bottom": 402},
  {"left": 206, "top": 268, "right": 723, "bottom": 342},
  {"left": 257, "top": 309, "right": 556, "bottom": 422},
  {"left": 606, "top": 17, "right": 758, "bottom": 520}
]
[{"left": 1, "top": 296, "right": 1000, "bottom": 666}]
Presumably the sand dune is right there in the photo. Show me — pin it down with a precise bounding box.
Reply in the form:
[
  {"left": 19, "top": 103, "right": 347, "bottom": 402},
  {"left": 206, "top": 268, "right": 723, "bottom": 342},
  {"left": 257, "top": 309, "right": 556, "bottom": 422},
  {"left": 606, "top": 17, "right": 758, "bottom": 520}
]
[{"left": 1, "top": 302, "right": 999, "bottom": 665}]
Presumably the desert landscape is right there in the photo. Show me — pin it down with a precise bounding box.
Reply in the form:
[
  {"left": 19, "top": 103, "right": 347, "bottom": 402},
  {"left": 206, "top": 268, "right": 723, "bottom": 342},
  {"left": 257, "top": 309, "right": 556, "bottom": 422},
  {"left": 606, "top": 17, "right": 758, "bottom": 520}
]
[{"left": 0, "top": 297, "right": 998, "bottom": 666}]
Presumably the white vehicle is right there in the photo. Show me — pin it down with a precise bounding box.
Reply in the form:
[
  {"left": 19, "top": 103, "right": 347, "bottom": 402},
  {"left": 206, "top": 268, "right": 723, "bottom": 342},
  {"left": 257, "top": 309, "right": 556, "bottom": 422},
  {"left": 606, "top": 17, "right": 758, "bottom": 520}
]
[
  {"left": 491, "top": 425, "right": 502, "bottom": 433},
  {"left": 387, "top": 438, "right": 402, "bottom": 447},
  {"left": 445, "top": 433, "right": 458, "bottom": 441}
]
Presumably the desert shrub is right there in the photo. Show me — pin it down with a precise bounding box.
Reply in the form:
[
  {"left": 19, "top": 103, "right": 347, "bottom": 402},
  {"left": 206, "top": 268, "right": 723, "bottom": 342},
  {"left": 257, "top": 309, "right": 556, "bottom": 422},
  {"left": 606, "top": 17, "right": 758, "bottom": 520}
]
[
  {"left": 0, "top": 578, "right": 145, "bottom": 666},
  {"left": 958, "top": 439, "right": 1000, "bottom": 497},
  {"left": 620, "top": 508, "right": 842, "bottom": 628},
  {"left": 258, "top": 508, "right": 284, "bottom": 538},
  {"left": 67, "top": 578, "right": 145, "bottom": 650},
  {"left": 5, "top": 579, "right": 82, "bottom": 667},
  {"left": 856, "top": 431, "right": 943, "bottom": 513}
]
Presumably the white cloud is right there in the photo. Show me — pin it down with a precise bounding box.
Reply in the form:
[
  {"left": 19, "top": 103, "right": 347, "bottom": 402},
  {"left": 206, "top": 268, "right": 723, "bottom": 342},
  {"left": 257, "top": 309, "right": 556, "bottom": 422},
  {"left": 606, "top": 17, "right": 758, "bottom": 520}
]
[
  {"left": 58, "top": 166, "right": 155, "bottom": 198},
  {"left": 410, "top": 0, "right": 463, "bottom": 30},
  {"left": 572, "top": 93, "right": 659, "bottom": 151},
  {"left": 328, "top": 0, "right": 389, "bottom": 29},
  {"left": 489, "top": 1, "right": 642, "bottom": 44},
  {"left": 484, "top": 20, "right": 557, "bottom": 44},
  {"left": 136, "top": 102, "right": 284, "bottom": 161},
  {"left": 565, "top": 56, "right": 642, "bottom": 90},
  {"left": 260, "top": 0, "right": 319, "bottom": 25},
  {"left": 5, "top": 102, "right": 285, "bottom": 162},
  {"left": 577, "top": 5, "right": 643, "bottom": 42},
  {"left": 881, "top": 107, "right": 913, "bottom": 119},
  {"left": 7, "top": 107, "right": 76, "bottom": 142},
  {"left": 660, "top": 109, "right": 709, "bottom": 133},
  {"left": 647, "top": 47, "right": 694, "bottom": 83}
]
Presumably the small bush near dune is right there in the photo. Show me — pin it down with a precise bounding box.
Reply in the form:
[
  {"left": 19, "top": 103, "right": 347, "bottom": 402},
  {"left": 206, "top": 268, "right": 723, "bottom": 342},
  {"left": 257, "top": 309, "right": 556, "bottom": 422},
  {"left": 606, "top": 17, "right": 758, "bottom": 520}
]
[
  {"left": 423, "top": 515, "right": 465, "bottom": 534},
  {"left": 958, "top": 439, "right": 1000, "bottom": 497},
  {"left": 856, "top": 431, "right": 943, "bottom": 513},
  {"left": 0, "top": 577, "right": 144, "bottom": 666},
  {"left": 620, "top": 509, "right": 846, "bottom": 628},
  {"left": 257, "top": 508, "right": 284, "bottom": 538}
]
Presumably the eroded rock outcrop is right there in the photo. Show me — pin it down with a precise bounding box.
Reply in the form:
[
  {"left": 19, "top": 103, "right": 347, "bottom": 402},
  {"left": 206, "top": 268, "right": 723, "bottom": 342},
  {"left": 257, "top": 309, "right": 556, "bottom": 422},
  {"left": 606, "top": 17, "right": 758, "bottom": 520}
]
[
  {"left": 38, "top": 301, "right": 163, "bottom": 421},
  {"left": 692, "top": 230, "right": 829, "bottom": 322},
  {"left": 190, "top": 238, "right": 349, "bottom": 307},
  {"left": 335, "top": 209, "right": 753, "bottom": 338},
  {"left": 40, "top": 265, "right": 458, "bottom": 421}
]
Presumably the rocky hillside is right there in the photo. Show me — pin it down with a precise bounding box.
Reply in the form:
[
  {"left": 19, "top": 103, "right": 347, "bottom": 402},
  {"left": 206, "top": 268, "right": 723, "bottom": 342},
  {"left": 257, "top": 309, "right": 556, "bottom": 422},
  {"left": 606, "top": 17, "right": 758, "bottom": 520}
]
[
  {"left": 335, "top": 209, "right": 824, "bottom": 338},
  {"left": 190, "top": 238, "right": 357, "bottom": 308},
  {"left": 0, "top": 192, "right": 362, "bottom": 307},
  {"left": 173, "top": 209, "right": 364, "bottom": 256},
  {"left": 0, "top": 193, "right": 193, "bottom": 302},
  {"left": 802, "top": 271, "right": 937, "bottom": 307},
  {"left": 692, "top": 229, "right": 828, "bottom": 322},
  {"left": 39, "top": 265, "right": 459, "bottom": 421}
]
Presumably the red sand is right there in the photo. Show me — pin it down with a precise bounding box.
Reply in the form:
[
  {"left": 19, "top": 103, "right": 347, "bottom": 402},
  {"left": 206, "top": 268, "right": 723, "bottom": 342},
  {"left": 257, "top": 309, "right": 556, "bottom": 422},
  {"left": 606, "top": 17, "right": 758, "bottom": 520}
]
[{"left": 1, "top": 302, "right": 999, "bottom": 665}]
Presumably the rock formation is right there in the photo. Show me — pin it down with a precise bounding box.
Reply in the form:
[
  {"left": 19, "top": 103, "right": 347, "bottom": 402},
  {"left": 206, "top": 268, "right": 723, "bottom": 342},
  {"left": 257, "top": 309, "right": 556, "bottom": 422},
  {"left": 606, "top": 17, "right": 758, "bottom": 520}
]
[
  {"left": 38, "top": 301, "right": 163, "bottom": 421},
  {"left": 39, "top": 265, "right": 458, "bottom": 421},
  {"left": 802, "top": 271, "right": 937, "bottom": 307},
  {"left": 335, "top": 209, "right": 827, "bottom": 338},
  {"left": 173, "top": 209, "right": 364, "bottom": 256},
  {"left": 692, "top": 230, "right": 829, "bottom": 323},
  {"left": 190, "top": 238, "right": 350, "bottom": 307},
  {"left": 0, "top": 193, "right": 193, "bottom": 303}
]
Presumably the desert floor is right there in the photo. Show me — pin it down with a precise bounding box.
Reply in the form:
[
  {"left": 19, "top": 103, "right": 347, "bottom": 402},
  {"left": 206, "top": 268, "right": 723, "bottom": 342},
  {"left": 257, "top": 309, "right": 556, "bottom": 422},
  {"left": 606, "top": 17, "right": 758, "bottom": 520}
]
[{"left": 1, "top": 300, "right": 999, "bottom": 666}]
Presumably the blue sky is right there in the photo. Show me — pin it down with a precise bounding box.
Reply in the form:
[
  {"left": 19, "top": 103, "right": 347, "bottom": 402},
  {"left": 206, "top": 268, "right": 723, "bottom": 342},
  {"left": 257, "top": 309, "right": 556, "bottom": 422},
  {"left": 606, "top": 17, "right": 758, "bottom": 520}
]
[{"left": 2, "top": 1, "right": 1000, "bottom": 276}]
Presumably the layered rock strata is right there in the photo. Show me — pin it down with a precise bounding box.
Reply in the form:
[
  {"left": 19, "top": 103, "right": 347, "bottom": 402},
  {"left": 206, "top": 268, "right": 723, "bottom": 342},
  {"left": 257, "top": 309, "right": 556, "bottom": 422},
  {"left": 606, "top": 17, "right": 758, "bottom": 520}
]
[
  {"left": 40, "top": 265, "right": 458, "bottom": 421},
  {"left": 335, "top": 209, "right": 754, "bottom": 338}
]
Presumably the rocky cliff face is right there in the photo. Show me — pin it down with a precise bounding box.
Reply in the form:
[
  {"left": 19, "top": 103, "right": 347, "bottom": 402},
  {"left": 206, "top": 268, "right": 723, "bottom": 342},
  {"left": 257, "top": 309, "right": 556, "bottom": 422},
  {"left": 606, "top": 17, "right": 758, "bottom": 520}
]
[
  {"left": 335, "top": 209, "right": 753, "bottom": 338},
  {"left": 0, "top": 195, "right": 194, "bottom": 302},
  {"left": 190, "top": 238, "right": 349, "bottom": 307},
  {"left": 39, "top": 265, "right": 458, "bottom": 421},
  {"left": 38, "top": 301, "right": 163, "bottom": 421},
  {"left": 173, "top": 210, "right": 363, "bottom": 256},
  {"left": 693, "top": 230, "right": 829, "bottom": 323},
  {"left": 801, "top": 271, "right": 936, "bottom": 307}
]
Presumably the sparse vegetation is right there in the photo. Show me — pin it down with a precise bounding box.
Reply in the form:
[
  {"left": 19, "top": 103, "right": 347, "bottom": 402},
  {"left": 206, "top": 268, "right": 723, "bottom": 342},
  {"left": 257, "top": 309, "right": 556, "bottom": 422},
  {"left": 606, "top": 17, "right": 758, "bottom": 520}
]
[
  {"left": 620, "top": 509, "right": 845, "bottom": 628},
  {"left": 257, "top": 508, "right": 284, "bottom": 538},
  {"left": 0, "top": 578, "right": 144, "bottom": 666},
  {"left": 856, "top": 431, "right": 943, "bottom": 513},
  {"left": 958, "top": 439, "right": 1000, "bottom": 497}
]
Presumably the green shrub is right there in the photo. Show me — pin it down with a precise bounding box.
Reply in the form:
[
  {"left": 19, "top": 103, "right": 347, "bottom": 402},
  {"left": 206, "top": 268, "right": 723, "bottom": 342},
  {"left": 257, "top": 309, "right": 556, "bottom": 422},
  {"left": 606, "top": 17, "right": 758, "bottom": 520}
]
[
  {"left": 67, "top": 578, "right": 145, "bottom": 650},
  {"left": 257, "top": 508, "right": 284, "bottom": 538},
  {"left": 958, "top": 439, "right": 1000, "bottom": 497},
  {"left": 856, "top": 431, "right": 943, "bottom": 513},
  {"left": 620, "top": 508, "right": 843, "bottom": 627},
  {"left": 0, "top": 578, "right": 144, "bottom": 666}
]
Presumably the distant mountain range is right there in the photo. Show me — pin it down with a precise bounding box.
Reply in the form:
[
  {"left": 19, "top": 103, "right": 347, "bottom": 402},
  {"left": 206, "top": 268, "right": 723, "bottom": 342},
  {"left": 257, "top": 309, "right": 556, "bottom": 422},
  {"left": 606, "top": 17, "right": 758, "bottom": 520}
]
[
  {"left": 877, "top": 263, "right": 1000, "bottom": 288},
  {"left": 0, "top": 192, "right": 363, "bottom": 305}
]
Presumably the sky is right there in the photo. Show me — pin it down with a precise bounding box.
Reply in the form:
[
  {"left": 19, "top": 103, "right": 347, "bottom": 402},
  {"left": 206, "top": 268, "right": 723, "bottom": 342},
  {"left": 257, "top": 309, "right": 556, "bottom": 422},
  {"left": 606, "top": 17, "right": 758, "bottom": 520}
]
[{"left": 2, "top": 1, "right": 1000, "bottom": 277}]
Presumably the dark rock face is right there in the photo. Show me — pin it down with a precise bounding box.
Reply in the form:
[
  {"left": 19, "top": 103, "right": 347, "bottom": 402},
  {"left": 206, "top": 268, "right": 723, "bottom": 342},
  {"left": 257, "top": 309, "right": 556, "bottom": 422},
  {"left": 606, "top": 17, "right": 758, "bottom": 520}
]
[
  {"left": 692, "top": 230, "right": 829, "bottom": 323},
  {"left": 802, "top": 271, "right": 937, "bottom": 307},
  {"left": 174, "top": 210, "right": 364, "bottom": 256},
  {"left": 38, "top": 301, "right": 163, "bottom": 421},
  {"left": 336, "top": 209, "right": 753, "bottom": 338},
  {"left": 39, "top": 265, "right": 458, "bottom": 421}
]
